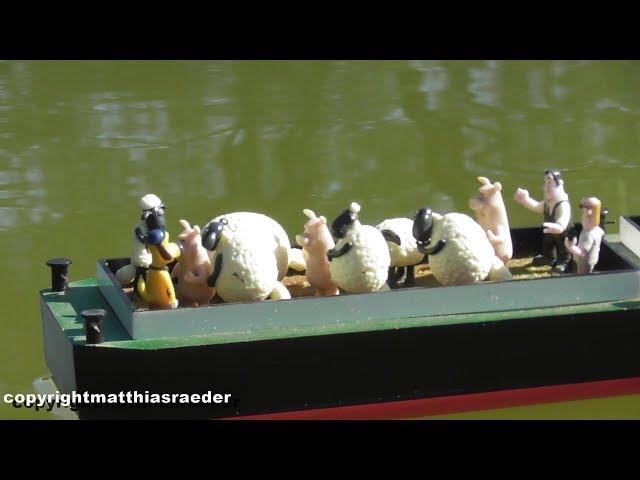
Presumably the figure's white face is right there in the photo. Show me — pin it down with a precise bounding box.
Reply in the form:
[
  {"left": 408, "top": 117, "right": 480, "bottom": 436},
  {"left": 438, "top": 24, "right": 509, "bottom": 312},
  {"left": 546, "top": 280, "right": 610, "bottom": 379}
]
[
  {"left": 579, "top": 199, "right": 594, "bottom": 222},
  {"left": 543, "top": 173, "right": 558, "bottom": 197}
]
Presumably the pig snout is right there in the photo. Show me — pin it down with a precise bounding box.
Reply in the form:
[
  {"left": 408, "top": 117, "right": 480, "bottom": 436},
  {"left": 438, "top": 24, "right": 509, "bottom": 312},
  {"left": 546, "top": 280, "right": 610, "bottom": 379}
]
[{"left": 299, "top": 231, "right": 331, "bottom": 255}]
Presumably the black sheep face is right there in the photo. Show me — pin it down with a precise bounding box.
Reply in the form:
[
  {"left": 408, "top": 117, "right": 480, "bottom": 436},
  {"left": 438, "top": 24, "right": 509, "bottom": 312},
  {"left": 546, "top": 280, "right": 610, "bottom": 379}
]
[
  {"left": 413, "top": 207, "right": 434, "bottom": 254},
  {"left": 201, "top": 218, "right": 229, "bottom": 252},
  {"left": 330, "top": 208, "right": 358, "bottom": 239},
  {"left": 141, "top": 204, "right": 167, "bottom": 231}
]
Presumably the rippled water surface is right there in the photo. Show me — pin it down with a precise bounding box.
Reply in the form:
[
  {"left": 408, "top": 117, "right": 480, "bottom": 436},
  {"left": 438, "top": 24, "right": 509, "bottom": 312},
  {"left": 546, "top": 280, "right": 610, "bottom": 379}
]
[{"left": 2, "top": 60, "right": 640, "bottom": 419}]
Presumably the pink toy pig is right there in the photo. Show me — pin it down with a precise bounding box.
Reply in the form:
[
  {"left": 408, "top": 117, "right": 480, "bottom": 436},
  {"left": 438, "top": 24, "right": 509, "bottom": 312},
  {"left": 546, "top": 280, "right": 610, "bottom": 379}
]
[
  {"left": 295, "top": 209, "right": 340, "bottom": 296},
  {"left": 468, "top": 176, "right": 513, "bottom": 263},
  {"left": 171, "top": 219, "right": 215, "bottom": 307}
]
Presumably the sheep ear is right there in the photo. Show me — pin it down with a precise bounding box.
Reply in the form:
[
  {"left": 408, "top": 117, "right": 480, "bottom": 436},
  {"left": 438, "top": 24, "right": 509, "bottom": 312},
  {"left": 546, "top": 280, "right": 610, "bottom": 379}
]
[
  {"left": 303, "top": 209, "right": 317, "bottom": 220},
  {"left": 319, "top": 215, "right": 327, "bottom": 224},
  {"left": 381, "top": 230, "right": 401, "bottom": 245},
  {"left": 477, "top": 176, "right": 491, "bottom": 186},
  {"left": 179, "top": 219, "right": 190, "bottom": 230},
  {"left": 194, "top": 225, "right": 201, "bottom": 235},
  {"left": 494, "top": 181, "right": 502, "bottom": 192}
]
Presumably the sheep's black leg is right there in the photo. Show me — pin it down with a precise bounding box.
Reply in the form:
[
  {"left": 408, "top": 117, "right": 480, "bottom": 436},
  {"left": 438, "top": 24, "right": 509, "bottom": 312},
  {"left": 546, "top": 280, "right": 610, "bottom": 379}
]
[
  {"left": 327, "top": 242, "right": 353, "bottom": 261},
  {"left": 135, "top": 227, "right": 146, "bottom": 244},
  {"left": 207, "top": 254, "right": 223, "bottom": 288},
  {"left": 404, "top": 265, "right": 415, "bottom": 287},
  {"left": 132, "top": 266, "right": 147, "bottom": 297},
  {"left": 422, "top": 239, "right": 447, "bottom": 256},
  {"left": 387, "top": 267, "right": 399, "bottom": 289}
]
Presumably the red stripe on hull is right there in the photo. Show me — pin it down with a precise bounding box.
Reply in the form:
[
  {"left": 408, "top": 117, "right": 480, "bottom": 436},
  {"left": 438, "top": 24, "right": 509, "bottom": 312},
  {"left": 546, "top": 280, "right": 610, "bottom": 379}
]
[{"left": 226, "top": 376, "right": 640, "bottom": 420}]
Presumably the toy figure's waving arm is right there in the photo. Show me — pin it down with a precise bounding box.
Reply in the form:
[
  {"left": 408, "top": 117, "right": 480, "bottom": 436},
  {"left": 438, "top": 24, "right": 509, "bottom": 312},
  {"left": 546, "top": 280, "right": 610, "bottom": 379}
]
[
  {"left": 564, "top": 236, "right": 582, "bottom": 257},
  {"left": 543, "top": 202, "right": 571, "bottom": 234},
  {"left": 514, "top": 188, "right": 544, "bottom": 213},
  {"left": 565, "top": 230, "right": 596, "bottom": 258}
]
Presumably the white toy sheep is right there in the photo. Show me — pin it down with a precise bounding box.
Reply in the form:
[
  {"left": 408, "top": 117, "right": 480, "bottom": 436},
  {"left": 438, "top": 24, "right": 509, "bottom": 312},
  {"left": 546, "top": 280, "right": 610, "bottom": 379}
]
[
  {"left": 204, "top": 211, "right": 304, "bottom": 278},
  {"left": 412, "top": 208, "right": 512, "bottom": 286},
  {"left": 115, "top": 193, "right": 162, "bottom": 287},
  {"left": 327, "top": 202, "right": 391, "bottom": 293},
  {"left": 375, "top": 217, "right": 424, "bottom": 288},
  {"left": 201, "top": 218, "right": 291, "bottom": 303}
]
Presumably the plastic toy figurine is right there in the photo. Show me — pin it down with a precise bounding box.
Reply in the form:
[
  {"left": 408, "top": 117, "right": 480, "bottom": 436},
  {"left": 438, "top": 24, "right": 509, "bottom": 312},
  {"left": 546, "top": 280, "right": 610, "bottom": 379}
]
[
  {"left": 375, "top": 217, "right": 423, "bottom": 288},
  {"left": 564, "top": 197, "right": 605, "bottom": 274},
  {"left": 326, "top": 202, "right": 391, "bottom": 293},
  {"left": 136, "top": 225, "right": 182, "bottom": 309},
  {"left": 468, "top": 176, "right": 513, "bottom": 263},
  {"left": 201, "top": 218, "right": 291, "bottom": 303},
  {"left": 295, "top": 209, "right": 340, "bottom": 296},
  {"left": 514, "top": 169, "right": 572, "bottom": 273},
  {"left": 171, "top": 219, "right": 215, "bottom": 307},
  {"left": 115, "top": 193, "right": 166, "bottom": 294},
  {"left": 412, "top": 208, "right": 512, "bottom": 286},
  {"left": 204, "top": 211, "right": 305, "bottom": 279}
]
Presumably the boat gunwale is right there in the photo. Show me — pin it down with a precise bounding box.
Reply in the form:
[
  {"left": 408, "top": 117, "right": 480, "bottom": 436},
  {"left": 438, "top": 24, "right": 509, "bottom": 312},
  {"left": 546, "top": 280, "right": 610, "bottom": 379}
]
[
  {"left": 40, "top": 287, "right": 640, "bottom": 350},
  {"left": 36, "top": 228, "right": 640, "bottom": 349},
  {"left": 35, "top": 223, "right": 640, "bottom": 344}
]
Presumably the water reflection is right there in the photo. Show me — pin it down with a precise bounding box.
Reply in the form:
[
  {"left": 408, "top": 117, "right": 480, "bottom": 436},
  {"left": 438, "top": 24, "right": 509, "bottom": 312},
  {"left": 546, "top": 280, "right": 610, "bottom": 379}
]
[{"left": 1, "top": 60, "right": 640, "bottom": 235}]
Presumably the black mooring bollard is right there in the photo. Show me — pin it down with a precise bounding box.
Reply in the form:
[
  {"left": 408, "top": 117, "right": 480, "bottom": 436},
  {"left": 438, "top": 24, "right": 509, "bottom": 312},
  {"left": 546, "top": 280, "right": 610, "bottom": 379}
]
[
  {"left": 46, "top": 258, "right": 72, "bottom": 292},
  {"left": 81, "top": 309, "right": 106, "bottom": 345}
]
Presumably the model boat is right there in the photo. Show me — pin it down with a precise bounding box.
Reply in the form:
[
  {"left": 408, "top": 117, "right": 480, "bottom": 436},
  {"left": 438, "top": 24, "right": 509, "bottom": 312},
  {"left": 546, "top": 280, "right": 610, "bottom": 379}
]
[{"left": 34, "top": 214, "right": 640, "bottom": 420}]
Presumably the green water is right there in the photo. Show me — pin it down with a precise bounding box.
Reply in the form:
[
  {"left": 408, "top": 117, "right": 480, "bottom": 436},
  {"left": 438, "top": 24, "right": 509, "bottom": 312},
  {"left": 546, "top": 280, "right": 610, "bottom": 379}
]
[{"left": 2, "top": 60, "right": 640, "bottom": 420}]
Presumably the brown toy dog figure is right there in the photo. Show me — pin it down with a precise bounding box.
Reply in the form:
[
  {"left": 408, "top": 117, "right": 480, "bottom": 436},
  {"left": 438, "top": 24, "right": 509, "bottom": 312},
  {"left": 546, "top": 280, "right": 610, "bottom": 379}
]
[
  {"left": 295, "top": 209, "right": 340, "bottom": 296},
  {"left": 172, "top": 219, "right": 215, "bottom": 307},
  {"left": 469, "top": 176, "right": 513, "bottom": 263}
]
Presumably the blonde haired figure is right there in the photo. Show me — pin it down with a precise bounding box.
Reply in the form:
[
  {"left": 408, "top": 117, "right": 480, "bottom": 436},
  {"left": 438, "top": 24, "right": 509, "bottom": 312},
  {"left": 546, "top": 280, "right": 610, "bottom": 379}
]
[{"left": 564, "top": 197, "right": 605, "bottom": 274}]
